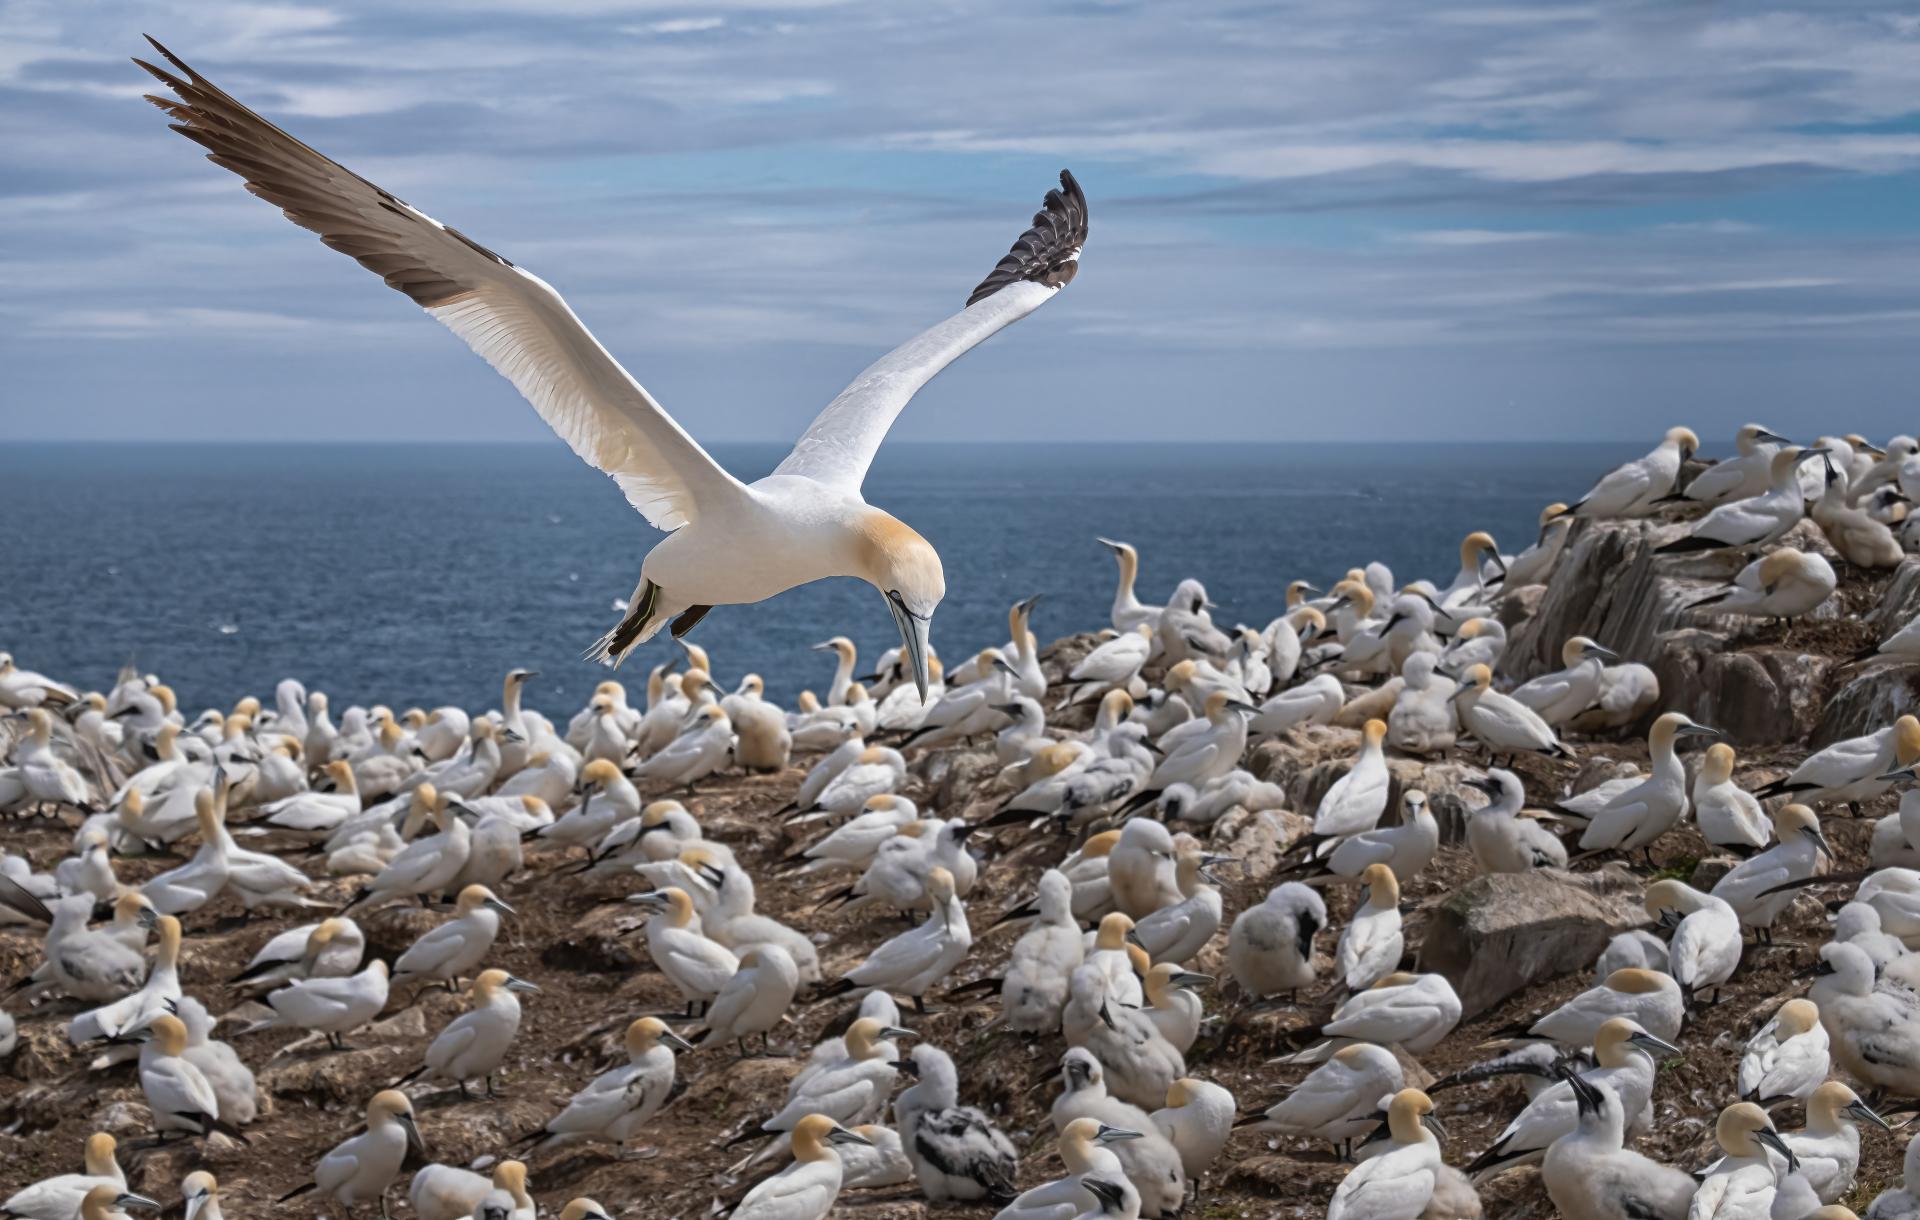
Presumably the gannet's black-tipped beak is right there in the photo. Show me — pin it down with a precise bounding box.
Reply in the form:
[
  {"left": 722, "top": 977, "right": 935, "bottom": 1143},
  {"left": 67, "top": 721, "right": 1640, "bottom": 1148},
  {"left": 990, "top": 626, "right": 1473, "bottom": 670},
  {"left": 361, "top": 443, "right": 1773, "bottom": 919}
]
[{"left": 886, "top": 590, "right": 932, "bottom": 704}]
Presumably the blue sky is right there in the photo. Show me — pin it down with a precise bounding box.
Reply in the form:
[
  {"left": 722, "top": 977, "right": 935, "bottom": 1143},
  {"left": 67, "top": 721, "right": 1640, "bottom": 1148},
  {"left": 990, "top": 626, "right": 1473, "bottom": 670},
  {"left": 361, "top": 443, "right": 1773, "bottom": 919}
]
[{"left": 4, "top": 0, "right": 1920, "bottom": 445}]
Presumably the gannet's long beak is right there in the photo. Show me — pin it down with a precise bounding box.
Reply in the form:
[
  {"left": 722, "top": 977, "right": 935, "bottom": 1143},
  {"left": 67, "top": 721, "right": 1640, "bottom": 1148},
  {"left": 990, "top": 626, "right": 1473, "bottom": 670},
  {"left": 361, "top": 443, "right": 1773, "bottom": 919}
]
[
  {"left": 184, "top": 1192, "right": 210, "bottom": 1220},
  {"left": 886, "top": 592, "right": 932, "bottom": 703}
]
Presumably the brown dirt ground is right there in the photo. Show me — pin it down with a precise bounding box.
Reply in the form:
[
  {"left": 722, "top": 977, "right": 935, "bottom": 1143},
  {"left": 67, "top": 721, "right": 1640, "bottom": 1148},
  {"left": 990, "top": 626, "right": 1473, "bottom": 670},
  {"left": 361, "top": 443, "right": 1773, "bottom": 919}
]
[{"left": 1, "top": 706, "right": 1912, "bottom": 1219}]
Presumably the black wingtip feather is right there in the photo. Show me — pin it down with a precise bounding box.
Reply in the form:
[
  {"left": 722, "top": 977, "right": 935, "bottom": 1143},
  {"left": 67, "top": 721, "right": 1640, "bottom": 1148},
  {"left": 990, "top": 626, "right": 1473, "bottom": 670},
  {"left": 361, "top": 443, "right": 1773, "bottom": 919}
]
[{"left": 966, "top": 170, "right": 1088, "bottom": 307}]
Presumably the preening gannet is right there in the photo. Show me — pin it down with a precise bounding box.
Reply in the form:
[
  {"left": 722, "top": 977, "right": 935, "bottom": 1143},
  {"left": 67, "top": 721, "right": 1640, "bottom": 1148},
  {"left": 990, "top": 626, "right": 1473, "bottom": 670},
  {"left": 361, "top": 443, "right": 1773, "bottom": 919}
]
[{"left": 140, "top": 38, "right": 1088, "bottom": 695}]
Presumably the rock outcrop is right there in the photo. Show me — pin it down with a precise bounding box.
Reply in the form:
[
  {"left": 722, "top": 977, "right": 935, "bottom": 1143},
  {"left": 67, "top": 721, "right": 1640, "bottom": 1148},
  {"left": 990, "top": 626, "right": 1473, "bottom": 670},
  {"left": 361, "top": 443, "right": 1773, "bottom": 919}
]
[{"left": 1417, "top": 866, "right": 1649, "bottom": 1020}]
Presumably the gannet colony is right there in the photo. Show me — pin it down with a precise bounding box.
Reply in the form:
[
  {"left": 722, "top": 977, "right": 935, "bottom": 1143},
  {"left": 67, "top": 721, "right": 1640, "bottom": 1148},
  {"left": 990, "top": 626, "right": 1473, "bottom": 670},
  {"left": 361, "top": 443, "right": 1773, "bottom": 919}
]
[{"left": 9, "top": 33, "right": 1920, "bottom": 1220}]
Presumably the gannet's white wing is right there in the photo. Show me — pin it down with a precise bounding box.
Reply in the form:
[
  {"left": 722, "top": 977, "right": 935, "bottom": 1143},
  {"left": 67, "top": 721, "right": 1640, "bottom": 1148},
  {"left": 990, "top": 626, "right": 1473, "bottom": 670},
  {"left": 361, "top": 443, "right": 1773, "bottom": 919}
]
[
  {"left": 773, "top": 172, "right": 1088, "bottom": 491},
  {"left": 135, "top": 38, "right": 746, "bottom": 532}
]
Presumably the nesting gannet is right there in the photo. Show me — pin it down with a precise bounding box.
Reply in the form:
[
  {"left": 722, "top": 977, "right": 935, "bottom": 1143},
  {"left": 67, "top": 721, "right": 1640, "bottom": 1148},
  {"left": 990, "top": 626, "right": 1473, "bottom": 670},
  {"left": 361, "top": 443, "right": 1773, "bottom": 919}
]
[
  {"left": 1645, "top": 879, "right": 1741, "bottom": 1006},
  {"left": 155, "top": 995, "right": 257, "bottom": 1127},
  {"left": 1084, "top": 912, "right": 1147, "bottom": 1008},
  {"left": 684, "top": 849, "right": 821, "bottom": 982},
  {"left": 0, "top": 887, "right": 148, "bottom": 1003},
  {"left": 9, "top": 709, "right": 92, "bottom": 812},
  {"left": 1315, "top": 790, "right": 1441, "bottom": 885},
  {"left": 1503, "top": 505, "right": 1574, "bottom": 590},
  {"left": 409, "top": 1162, "right": 533, "bottom": 1220},
  {"left": 1463, "top": 770, "right": 1568, "bottom": 873},
  {"left": 392, "top": 884, "right": 512, "bottom": 992},
  {"left": 1249, "top": 673, "right": 1345, "bottom": 736},
  {"left": 733, "top": 1114, "right": 869, "bottom": 1220},
  {"left": 1227, "top": 882, "right": 1325, "bottom": 1001},
  {"left": 262, "top": 759, "right": 361, "bottom": 836},
  {"left": 139, "top": 789, "right": 231, "bottom": 915},
  {"left": 244, "top": 955, "right": 391, "bottom": 1052},
  {"left": 993, "top": 1116, "right": 1142, "bottom": 1220},
  {"left": 1386, "top": 652, "right": 1457, "bottom": 754},
  {"left": 69, "top": 913, "right": 182, "bottom": 1048},
  {"left": 1453, "top": 665, "right": 1571, "bottom": 764},
  {"left": 282, "top": 1090, "right": 425, "bottom": 1219},
  {"left": 1158, "top": 768, "right": 1286, "bottom": 827},
  {"left": 1692, "top": 1102, "right": 1799, "bottom": 1219},
  {"left": 629, "top": 885, "right": 737, "bottom": 1017},
  {"left": 136, "top": 1013, "right": 248, "bottom": 1145},
  {"left": 1139, "top": 964, "right": 1210, "bottom": 1055},
  {"left": 517, "top": 1016, "right": 689, "bottom": 1156},
  {"left": 1511, "top": 637, "right": 1618, "bottom": 727},
  {"left": 1541, "top": 1072, "right": 1696, "bottom": 1220},
  {"left": 1150, "top": 1077, "right": 1232, "bottom": 1187},
  {"left": 1756, "top": 715, "right": 1920, "bottom": 814},
  {"left": 783, "top": 794, "right": 918, "bottom": 875},
  {"left": 0, "top": 655, "right": 78, "bottom": 710},
  {"left": 1332, "top": 863, "right": 1405, "bottom": 993},
  {"left": 1768, "top": 1082, "right": 1889, "bottom": 1203},
  {"left": 1251, "top": 1042, "right": 1402, "bottom": 1157},
  {"left": 1464, "top": 1018, "right": 1679, "bottom": 1177},
  {"left": 821, "top": 866, "right": 971, "bottom": 1013},
  {"left": 1693, "top": 743, "right": 1770, "bottom": 855},
  {"left": 1559, "top": 428, "right": 1698, "bottom": 518},
  {"left": 1711, "top": 804, "right": 1832, "bottom": 938},
  {"left": 800, "top": 746, "right": 908, "bottom": 818},
  {"left": 1689, "top": 549, "right": 1838, "bottom": 623},
  {"left": 890, "top": 1044, "right": 1019, "bottom": 1203},
  {"left": 1061, "top": 964, "right": 1186, "bottom": 1110},
  {"left": 344, "top": 793, "right": 471, "bottom": 911},
  {"left": 1287, "top": 972, "right": 1462, "bottom": 1060},
  {"left": 1815, "top": 455, "right": 1906, "bottom": 568},
  {"left": 823, "top": 817, "right": 978, "bottom": 914},
  {"left": 233, "top": 915, "right": 365, "bottom": 997},
  {"left": 1326, "top": 1089, "right": 1445, "bottom": 1220},
  {"left": 730, "top": 1015, "right": 905, "bottom": 1171},
  {"left": 691, "top": 945, "right": 800, "bottom": 1056},
  {"left": 1833, "top": 900, "right": 1910, "bottom": 971},
  {"left": 2, "top": 1133, "right": 127, "bottom": 1220},
  {"left": 1564, "top": 712, "right": 1718, "bottom": 863},
  {"left": 1808, "top": 941, "right": 1920, "bottom": 1098},
  {"left": 1048, "top": 1050, "right": 1188, "bottom": 1220},
  {"left": 1494, "top": 968, "right": 1684, "bottom": 1045},
  {"left": 1130, "top": 846, "right": 1228, "bottom": 966},
  {"left": 1305, "top": 719, "right": 1391, "bottom": 844},
  {"left": 1669, "top": 424, "right": 1794, "bottom": 505},
  {"left": 1656, "top": 446, "right": 1826, "bottom": 554}
]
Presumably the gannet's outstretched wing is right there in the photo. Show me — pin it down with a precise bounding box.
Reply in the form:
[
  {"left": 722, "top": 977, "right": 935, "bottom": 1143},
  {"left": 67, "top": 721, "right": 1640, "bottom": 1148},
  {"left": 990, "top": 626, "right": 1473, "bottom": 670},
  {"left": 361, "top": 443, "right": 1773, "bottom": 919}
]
[
  {"left": 134, "top": 37, "right": 745, "bottom": 532},
  {"left": 774, "top": 171, "right": 1087, "bottom": 492}
]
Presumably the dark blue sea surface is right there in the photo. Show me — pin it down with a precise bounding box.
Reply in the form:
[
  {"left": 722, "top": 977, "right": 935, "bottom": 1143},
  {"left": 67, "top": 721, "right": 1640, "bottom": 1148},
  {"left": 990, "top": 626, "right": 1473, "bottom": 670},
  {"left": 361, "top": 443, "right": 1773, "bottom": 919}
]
[{"left": 1, "top": 441, "right": 1637, "bottom": 718}]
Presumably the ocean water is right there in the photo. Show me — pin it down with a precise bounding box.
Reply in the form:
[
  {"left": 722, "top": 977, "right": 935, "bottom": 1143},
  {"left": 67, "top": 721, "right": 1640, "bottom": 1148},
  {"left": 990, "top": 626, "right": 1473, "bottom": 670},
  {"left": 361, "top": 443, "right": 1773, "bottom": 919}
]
[{"left": 2, "top": 441, "right": 1637, "bottom": 719}]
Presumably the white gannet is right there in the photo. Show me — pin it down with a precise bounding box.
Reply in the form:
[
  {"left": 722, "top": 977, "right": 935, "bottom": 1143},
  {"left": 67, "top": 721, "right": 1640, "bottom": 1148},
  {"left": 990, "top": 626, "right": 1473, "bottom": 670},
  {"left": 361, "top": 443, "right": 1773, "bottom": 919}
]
[
  {"left": 1097, "top": 538, "right": 1162, "bottom": 632},
  {"left": 1566, "top": 712, "right": 1719, "bottom": 863},
  {"left": 1656, "top": 446, "right": 1826, "bottom": 555},
  {"left": 68, "top": 1188, "right": 160, "bottom": 1220},
  {"left": 4, "top": 889, "right": 148, "bottom": 1003},
  {"left": 1693, "top": 743, "right": 1770, "bottom": 855},
  {"left": 1, "top": 1133, "right": 127, "bottom": 1220},
  {"left": 1227, "top": 881, "right": 1325, "bottom": 1001},
  {"left": 10, "top": 709, "right": 92, "bottom": 813},
  {"left": 1249, "top": 673, "right": 1345, "bottom": 737},
  {"left": 1438, "top": 616, "right": 1507, "bottom": 679},
  {"left": 1561, "top": 427, "right": 1698, "bottom": 519},
  {"left": 1738, "top": 999, "right": 1829, "bottom": 1106},
  {"left": 409, "top": 1162, "right": 533, "bottom": 1220},
  {"left": 1130, "top": 845, "right": 1229, "bottom": 966},
  {"left": 1809, "top": 941, "right": 1920, "bottom": 1098},
  {"left": 1771, "top": 1081, "right": 1889, "bottom": 1203},
  {"left": 1495, "top": 968, "right": 1684, "bottom": 1046},
  {"left": 1061, "top": 964, "right": 1185, "bottom": 1111},
  {"left": 1325, "top": 1089, "right": 1444, "bottom": 1220},
  {"left": 538, "top": 759, "right": 642, "bottom": 857},
  {"left": 992, "top": 868, "right": 1085, "bottom": 1032},
  {"left": 783, "top": 794, "right": 917, "bottom": 875},
  {"left": 1063, "top": 625, "right": 1154, "bottom": 708},
  {"left": 1463, "top": 1018, "right": 1680, "bottom": 1177},
  {"left": 1453, "top": 665, "right": 1572, "bottom": 765},
  {"left": 1140, "top": 963, "right": 1210, "bottom": 1056},
  {"left": 283, "top": 1090, "right": 425, "bottom": 1219},
  {"left": 821, "top": 866, "right": 971, "bottom": 1014},
  {"left": 734, "top": 1113, "right": 869, "bottom": 1220},
  {"left": 629, "top": 885, "right": 738, "bottom": 1018},
  {"left": 1755, "top": 715, "right": 1920, "bottom": 814},
  {"left": 393, "top": 884, "right": 513, "bottom": 993},
  {"left": 1048, "top": 1049, "right": 1187, "bottom": 1219},
  {"left": 262, "top": 759, "right": 361, "bottom": 837},
  {"left": 724, "top": 675, "right": 792, "bottom": 772},
  {"left": 1645, "top": 879, "right": 1741, "bottom": 1006},
  {"left": 0, "top": 655, "right": 79, "bottom": 711},
  {"left": 1510, "top": 637, "right": 1618, "bottom": 727},
  {"left": 892, "top": 1043, "right": 1020, "bottom": 1203},
  {"left": 1150, "top": 1077, "right": 1233, "bottom": 1190},
  {"left": 1252, "top": 1042, "right": 1402, "bottom": 1157},
  {"left": 69, "top": 913, "right": 183, "bottom": 1047},
  {"left": 732, "top": 1015, "right": 905, "bottom": 1168},
  {"left": 344, "top": 793, "right": 471, "bottom": 911},
  {"left": 167, "top": 995, "right": 257, "bottom": 1127},
  {"left": 1691, "top": 1102, "right": 1798, "bottom": 1219},
  {"left": 1866, "top": 1127, "right": 1920, "bottom": 1218},
  {"left": 1688, "top": 549, "right": 1837, "bottom": 623},
  {"left": 1288, "top": 972, "right": 1462, "bottom": 1060},
  {"left": 800, "top": 745, "right": 908, "bottom": 818},
  {"left": 143, "top": 41, "right": 1088, "bottom": 690},
  {"left": 632, "top": 704, "right": 733, "bottom": 792},
  {"left": 137, "top": 1013, "right": 245, "bottom": 1145},
  {"left": 139, "top": 789, "right": 231, "bottom": 915},
  {"left": 1815, "top": 454, "right": 1906, "bottom": 568},
  {"left": 1710, "top": 804, "right": 1832, "bottom": 938},
  {"left": 1084, "top": 912, "right": 1146, "bottom": 1008},
  {"left": 395, "top": 968, "right": 538, "bottom": 1098},
  {"left": 231, "top": 915, "right": 364, "bottom": 994},
  {"left": 1503, "top": 504, "right": 1574, "bottom": 590},
  {"left": 683, "top": 848, "right": 821, "bottom": 982},
  {"left": 517, "top": 1016, "right": 689, "bottom": 1157},
  {"left": 691, "top": 944, "right": 800, "bottom": 1056},
  {"left": 244, "top": 956, "right": 391, "bottom": 1052},
  {"left": 1308, "top": 719, "right": 1391, "bottom": 844},
  {"left": 1672, "top": 424, "right": 1794, "bottom": 505},
  {"left": 1106, "top": 820, "right": 1183, "bottom": 921},
  {"left": 1541, "top": 1072, "right": 1696, "bottom": 1220},
  {"left": 1313, "top": 790, "right": 1440, "bottom": 884},
  {"left": 993, "top": 1115, "right": 1142, "bottom": 1220},
  {"left": 1874, "top": 765, "right": 1920, "bottom": 869},
  {"left": 1333, "top": 863, "right": 1405, "bottom": 993},
  {"left": 1386, "top": 653, "right": 1456, "bottom": 755},
  {"left": 1463, "top": 770, "right": 1568, "bottom": 873}
]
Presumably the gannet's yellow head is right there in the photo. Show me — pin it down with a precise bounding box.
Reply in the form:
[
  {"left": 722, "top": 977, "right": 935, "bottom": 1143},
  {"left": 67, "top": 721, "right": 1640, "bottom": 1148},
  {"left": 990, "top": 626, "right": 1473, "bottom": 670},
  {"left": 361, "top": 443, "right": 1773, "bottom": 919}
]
[
  {"left": 1461, "top": 664, "right": 1493, "bottom": 693},
  {"left": 1095, "top": 911, "right": 1135, "bottom": 951},
  {"left": 148, "top": 1013, "right": 189, "bottom": 1056},
  {"left": 1166, "top": 660, "right": 1197, "bottom": 692},
  {"left": 1775, "top": 998, "right": 1818, "bottom": 1036},
  {"left": 1716, "top": 1101, "right": 1785, "bottom": 1158},
  {"left": 855, "top": 510, "right": 943, "bottom": 703},
  {"left": 81, "top": 1186, "right": 158, "bottom": 1220},
  {"left": 1605, "top": 967, "right": 1668, "bottom": 995},
  {"left": 626, "top": 1015, "right": 692, "bottom": 1055},
  {"left": 1080, "top": 829, "right": 1122, "bottom": 860},
  {"left": 1701, "top": 742, "right": 1736, "bottom": 785},
  {"left": 1897, "top": 715, "right": 1920, "bottom": 766},
  {"left": 792, "top": 1112, "right": 869, "bottom": 1162},
  {"left": 925, "top": 866, "right": 957, "bottom": 904},
  {"left": 181, "top": 1172, "right": 217, "bottom": 1220},
  {"left": 582, "top": 759, "right": 622, "bottom": 788},
  {"left": 1361, "top": 861, "right": 1398, "bottom": 906},
  {"left": 1667, "top": 426, "right": 1700, "bottom": 458},
  {"left": 1363, "top": 719, "right": 1387, "bottom": 747},
  {"left": 556, "top": 1202, "right": 612, "bottom": 1220},
  {"left": 1539, "top": 503, "right": 1569, "bottom": 528},
  {"left": 1385, "top": 1089, "right": 1443, "bottom": 1144},
  {"left": 82, "top": 1133, "right": 118, "bottom": 1176}
]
